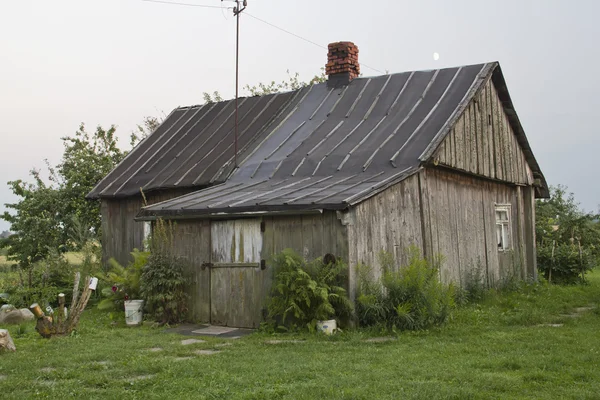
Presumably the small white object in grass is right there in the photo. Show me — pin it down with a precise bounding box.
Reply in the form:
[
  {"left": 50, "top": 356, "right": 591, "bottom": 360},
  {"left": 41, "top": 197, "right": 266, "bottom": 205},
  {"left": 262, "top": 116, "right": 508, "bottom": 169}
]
[{"left": 433, "top": 52, "right": 440, "bottom": 61}]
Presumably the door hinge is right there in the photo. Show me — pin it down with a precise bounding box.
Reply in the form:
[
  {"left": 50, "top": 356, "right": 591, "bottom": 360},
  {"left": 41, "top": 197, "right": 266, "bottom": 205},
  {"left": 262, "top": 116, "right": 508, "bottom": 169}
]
[
  {"left": 260, "top": 221, "right": 266, "bottom": 232},
  {"left": 260, "top": 259, "right": 266, "bottom": 270},
  {"left": 201, "top": 262, "right": 213, "bottom": 270}
]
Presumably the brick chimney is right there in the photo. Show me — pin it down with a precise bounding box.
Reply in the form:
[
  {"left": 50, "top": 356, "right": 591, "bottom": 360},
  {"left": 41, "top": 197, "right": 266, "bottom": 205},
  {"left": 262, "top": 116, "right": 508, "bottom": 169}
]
[{"left": 326, "top": 41, "right": 360, "bottom": 87}]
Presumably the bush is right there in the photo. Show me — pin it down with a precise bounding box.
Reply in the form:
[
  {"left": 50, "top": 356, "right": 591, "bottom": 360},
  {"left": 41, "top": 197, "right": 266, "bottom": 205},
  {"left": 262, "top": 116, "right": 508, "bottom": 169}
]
[
  {"left": 356, "top": 248, "right": 455, "bottom": 331},
  {"left": 537, "top": 243, "right": 594, "bottom": 284},
  {"left": 267, "top": 249, "right": 353, "bottom": 332},
  {"left": 139, "top": 219, "right": 188, "bottom": 324},
  {"left": 98, "top": 249, "right": 148, "bottom": 311}
]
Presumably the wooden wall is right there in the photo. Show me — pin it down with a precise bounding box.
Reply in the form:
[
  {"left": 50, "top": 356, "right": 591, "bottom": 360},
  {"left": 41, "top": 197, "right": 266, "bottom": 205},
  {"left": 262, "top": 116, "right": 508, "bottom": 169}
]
[
  {"left": 171, "top": 220, "right": 211, "bottom": 323},
  {"left": 346, "top": 174, "right": 424, "bottom": 298},
  {"left": 100, "top": 188, "right": 195, "bottom": 267},
  {"left": 169, "top": 211, "right": 349, "bottom": 324},
  {"left": 419, "top": 168, "right": 536, "bottom": 287},
  {"left": 434, "top": 78, "right": 534, "bottom": 186},
  {"left": 345, "top": 168, "right": 537, "bottom": 295}
]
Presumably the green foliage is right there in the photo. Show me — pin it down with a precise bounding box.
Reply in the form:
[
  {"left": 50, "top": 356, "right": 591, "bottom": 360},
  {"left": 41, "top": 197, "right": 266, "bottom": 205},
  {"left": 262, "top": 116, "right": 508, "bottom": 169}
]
[
  {"left": 537, "top": 243, "right": 594, "bottom": 284},
  {"left": 356, "top": 248, "right": 455, "bottom": 330},
  {"left": 244, "top": 69, "right": 327, "bottom": 96},
  {"left": 140, "top": 219, "right": 188, "bottom": 324},
  {"left": 98, "top": 249, "right": 148, "bottom": 311},
  {"left": 267, "top": 249, "right": 353, "bottom": 332},
  {"left": 536, "top": 185, "right": 600, "bottom": 283}
]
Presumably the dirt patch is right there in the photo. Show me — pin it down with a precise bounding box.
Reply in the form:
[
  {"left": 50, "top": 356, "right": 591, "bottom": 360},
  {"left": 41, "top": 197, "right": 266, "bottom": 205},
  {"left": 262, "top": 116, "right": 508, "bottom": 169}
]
[
  {"left": 40, "top": 367, "right": 56, "bottom": 373},
  {"left": 181, "top": 339, "right": 206, "bottom": 346},
  {"left": 127, "top": 374, "right": 155, "bottom": 382},
  {"left": 264, "top": 340, "right": 305, "bottom": 344},
  {"left": 364, "top": 337, "right": 397, "bottom": 343},
  {"left": 194, "top": 349, "right": 221, "bottom": 355}
]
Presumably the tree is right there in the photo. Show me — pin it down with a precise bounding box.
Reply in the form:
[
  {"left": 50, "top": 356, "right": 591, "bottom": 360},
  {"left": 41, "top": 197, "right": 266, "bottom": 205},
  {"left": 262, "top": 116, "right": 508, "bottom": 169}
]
[
  {"left": 1, "top": 170, "right": 64, "bottom": 284},
  {"left": 56, "top": 124, "right": 126, "bottom": 240},
  {"left": 1, "top": 122, "right": 136, "bottom": 272},
  {"left": 536, "top": 185, "right": 600, "bottom": 283},
  {"left": 244, "top": 69, "right": 327, "bottom": 96}
]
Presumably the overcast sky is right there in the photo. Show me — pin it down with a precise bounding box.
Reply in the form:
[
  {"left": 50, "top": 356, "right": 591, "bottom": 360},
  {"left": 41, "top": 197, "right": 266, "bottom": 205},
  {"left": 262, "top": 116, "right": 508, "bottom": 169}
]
[{"left": 1, "top": 0, "right": 598, "bottom": 232}]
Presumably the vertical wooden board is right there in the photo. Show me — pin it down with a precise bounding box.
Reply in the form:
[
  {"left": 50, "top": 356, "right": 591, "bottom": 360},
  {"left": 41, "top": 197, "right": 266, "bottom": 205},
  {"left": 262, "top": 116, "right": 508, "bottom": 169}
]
[
  {"left": 436, "top": 173, "right": 456, "bottom": 284},
  {"left": 418, "top": 171, "right": 434, "bottom": 260},
  {"left": 479, "top": 90, "right": 489, "bottom": 177},
  {"left": 235, "top": 219, "right": 262, "bottom": 263},
  {"left": 301, "top": 216, "right": 314, "bottom": 260},
  {"left": 463, "top": 107, "right": 472, "bottom": 173},
  {"left": 261, "top": 217, "right": 275, "bottom": 312},
  {"left": 516, "top": 187, "right": 527, "bottom": 279},
  {"left": 486, "top": 83, "right": 496, "bottom": 180},
  {"left": 482, "top": 186, "right": 500, "bottom": 286},
  {"left": 454, "top": 118, "right": 464, "bottom": 170},
  {"left": 448, "top": 128, "right": 456, "bottom": 167},
  {"left": 470, "top": 102, "right": 479, "bottom": 174},
  {"left": 527, "top": 186, "right": 538, "bottom": 277},
  {"left": 490, "top": 84, "right": 502, "bottom": 180}
]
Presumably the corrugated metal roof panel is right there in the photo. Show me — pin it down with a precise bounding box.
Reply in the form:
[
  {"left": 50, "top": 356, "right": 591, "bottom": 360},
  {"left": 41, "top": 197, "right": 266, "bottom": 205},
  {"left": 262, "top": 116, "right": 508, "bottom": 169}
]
[{"left": 138, "top": 63, "right": 495, "bottom": 218}]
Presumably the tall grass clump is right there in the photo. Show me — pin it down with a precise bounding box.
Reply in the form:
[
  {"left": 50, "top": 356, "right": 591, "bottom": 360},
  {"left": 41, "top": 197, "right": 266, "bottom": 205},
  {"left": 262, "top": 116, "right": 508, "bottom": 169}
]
[
  {"left": 356, "top": 247, "right": 455, "bottom": 330},
  {"left": 267, "top": 249, "right": 353, "bottom": 332},
  {"left": 140, "top": 219, "right": 188, "bottom": 324}
]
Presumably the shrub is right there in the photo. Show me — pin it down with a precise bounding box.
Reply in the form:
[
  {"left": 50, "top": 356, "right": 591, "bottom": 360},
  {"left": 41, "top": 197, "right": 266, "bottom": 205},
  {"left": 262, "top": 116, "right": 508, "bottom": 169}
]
[
  {"left": 98, "top": 249, "right": 148, "bottom": 311},
  {"left": 356, "top": 248, "right": 455, "bottom": 331},
  {"left": 537, "top": 243, "right": 594, "bottom": 284},
  {"left": 267, "top": 249, "right": 353, "bottom": 332},
  {"left": 139, "top": 219, "right": 188, "bottom": 324}
]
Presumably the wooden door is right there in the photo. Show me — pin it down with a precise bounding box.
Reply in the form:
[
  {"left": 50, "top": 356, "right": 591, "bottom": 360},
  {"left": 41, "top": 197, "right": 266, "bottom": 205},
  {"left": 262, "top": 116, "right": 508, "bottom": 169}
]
[{"left": 210, "top": 219, "right": 265, "bottom": 328}]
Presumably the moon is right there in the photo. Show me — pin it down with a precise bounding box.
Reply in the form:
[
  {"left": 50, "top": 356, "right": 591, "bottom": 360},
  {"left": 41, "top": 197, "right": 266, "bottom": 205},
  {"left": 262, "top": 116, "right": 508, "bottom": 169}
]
[{"left": 433, "top": 52, "right": 440, "bottom": 61}]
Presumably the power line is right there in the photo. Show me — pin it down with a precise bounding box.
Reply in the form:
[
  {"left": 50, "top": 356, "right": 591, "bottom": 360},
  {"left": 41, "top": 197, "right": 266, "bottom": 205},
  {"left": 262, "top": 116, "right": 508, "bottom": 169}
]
[
  {"left": 142, "top": 0, "right": 223, "bottom": 9},
  {"left": 245, "top": 13, "right": 326, "bottom": 51},
  {"left": 141, "top": 0, "right": 386, "bottom": 74}
]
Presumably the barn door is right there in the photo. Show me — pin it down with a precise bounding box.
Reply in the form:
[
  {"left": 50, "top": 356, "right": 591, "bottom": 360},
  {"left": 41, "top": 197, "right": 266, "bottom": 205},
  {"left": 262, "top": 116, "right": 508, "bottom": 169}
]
[{"left": 209, "top": 219, "right": 265, "bottom": 328}]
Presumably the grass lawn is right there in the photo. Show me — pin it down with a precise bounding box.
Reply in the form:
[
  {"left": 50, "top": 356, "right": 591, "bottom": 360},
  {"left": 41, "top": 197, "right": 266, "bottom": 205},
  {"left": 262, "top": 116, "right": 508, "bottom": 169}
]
[{"left": 1, "top": 272, "right": 600, "bottom": 399}]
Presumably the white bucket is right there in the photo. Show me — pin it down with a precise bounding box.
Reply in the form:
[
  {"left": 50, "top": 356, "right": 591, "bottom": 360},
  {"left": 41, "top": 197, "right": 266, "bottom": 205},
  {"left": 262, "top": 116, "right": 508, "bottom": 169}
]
[
  {"left": 124, "top": 300, "right": 144, "bottom": 326},
  {"left": 316, "top": 319, "right": 337, "bottom": 335}
]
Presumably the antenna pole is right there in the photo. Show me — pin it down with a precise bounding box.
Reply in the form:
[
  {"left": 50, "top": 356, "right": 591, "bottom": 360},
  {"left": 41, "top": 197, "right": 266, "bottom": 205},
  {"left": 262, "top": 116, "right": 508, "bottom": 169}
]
[{"left": 232, "top": 0, "right": 247, "bottom": 169}]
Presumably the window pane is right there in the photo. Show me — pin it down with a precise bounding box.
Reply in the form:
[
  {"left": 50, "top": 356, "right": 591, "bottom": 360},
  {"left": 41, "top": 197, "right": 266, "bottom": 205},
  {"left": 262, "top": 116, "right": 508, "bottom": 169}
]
[
  {"left": 502, "top": 224, "right": 510, "bottom": 250},
  {"left": 496, "top": 224, "right": 503, "bottom": 248}
]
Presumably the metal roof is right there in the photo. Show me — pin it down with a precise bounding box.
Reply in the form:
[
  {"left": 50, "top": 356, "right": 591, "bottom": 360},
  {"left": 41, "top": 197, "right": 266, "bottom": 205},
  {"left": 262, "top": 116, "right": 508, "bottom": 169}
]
[
  {"left": 138, "top": 62, "right": 531, "bottom": 219},
  {"left": 87, "top": 91, "right": 297, "bottom": 198}
]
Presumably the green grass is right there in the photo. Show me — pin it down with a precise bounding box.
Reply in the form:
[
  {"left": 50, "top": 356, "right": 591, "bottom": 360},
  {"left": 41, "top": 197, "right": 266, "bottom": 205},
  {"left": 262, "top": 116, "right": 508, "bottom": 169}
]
[{"left": 1, "top": 272, "right": 600, "bottom": 399}]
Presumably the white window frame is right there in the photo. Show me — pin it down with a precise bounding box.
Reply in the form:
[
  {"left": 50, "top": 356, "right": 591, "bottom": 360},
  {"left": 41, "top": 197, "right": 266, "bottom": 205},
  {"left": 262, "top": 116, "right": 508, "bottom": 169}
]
[{"left": 495, "top": 204, "right": 511, "bottom": 252}]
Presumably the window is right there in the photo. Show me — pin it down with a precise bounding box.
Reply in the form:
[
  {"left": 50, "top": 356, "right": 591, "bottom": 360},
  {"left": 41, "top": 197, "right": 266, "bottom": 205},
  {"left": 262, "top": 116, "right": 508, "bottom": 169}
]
[{"left": 495, "top": 205, "right": 511, "bottom": 251}]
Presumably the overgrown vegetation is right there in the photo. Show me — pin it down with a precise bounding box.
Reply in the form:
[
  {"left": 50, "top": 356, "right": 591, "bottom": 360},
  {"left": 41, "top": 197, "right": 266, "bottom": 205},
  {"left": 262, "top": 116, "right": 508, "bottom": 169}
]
[
  {"left": 356, "top": 249, "right": 455, "bottom": 331},
  {"left": 267, "top": 249, "right": 353, "bottom": 332},
  {"left": 1, "top": 270, "right": 600, "bottom": 399},
  {"left": 140, "top": 219, "right": 188, "bottom": 325},
  {"left": 98, "top": 249, "right": 148, "bottom": 312},
  {"left": 536, "top": 185, "right": 600, "bottom": 283}
]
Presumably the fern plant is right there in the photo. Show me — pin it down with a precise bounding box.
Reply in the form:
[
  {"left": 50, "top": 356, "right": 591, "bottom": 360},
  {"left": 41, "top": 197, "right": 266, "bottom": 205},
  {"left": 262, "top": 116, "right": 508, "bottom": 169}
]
[
  {"left": 97, "top": 249, "right": 148, "bottom": 311},
  {"left": 267, "top": 249, "right": 353, "bottom": 332}
]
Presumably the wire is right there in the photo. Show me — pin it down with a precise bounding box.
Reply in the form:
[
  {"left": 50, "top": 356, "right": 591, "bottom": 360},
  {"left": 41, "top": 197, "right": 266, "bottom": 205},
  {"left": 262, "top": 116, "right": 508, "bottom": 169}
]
[
  {"left": 142, "top": 0, "right": 223, "bottom": 9},
  {"left": 141, "top": 0, "right": 386, "bottom": 74},
  {"left": 245, "top": 12, "right": 385, "bottom": 74},
  {"left": 245, "top": 13, "right": 326, "bottom": 50}
]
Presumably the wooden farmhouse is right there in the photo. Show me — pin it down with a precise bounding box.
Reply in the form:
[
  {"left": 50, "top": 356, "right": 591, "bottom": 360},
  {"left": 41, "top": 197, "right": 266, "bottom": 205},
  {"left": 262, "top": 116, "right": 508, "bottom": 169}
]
[{"left": 88, "top": 42, "right": 548, "bottom": 328}]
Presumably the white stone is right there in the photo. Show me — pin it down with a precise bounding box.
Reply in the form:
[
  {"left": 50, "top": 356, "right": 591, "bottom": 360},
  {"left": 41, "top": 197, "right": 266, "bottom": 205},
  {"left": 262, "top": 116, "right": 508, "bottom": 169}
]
[{"left": 0, "top": 329, "right": 16, "bottom": 352}]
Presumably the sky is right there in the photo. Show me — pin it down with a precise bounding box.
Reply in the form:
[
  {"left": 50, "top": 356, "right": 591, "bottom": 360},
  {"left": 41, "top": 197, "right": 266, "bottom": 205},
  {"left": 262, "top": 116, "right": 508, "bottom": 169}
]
[{"left": 1, "top": 0, "right": 598, "bottom": 232}]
